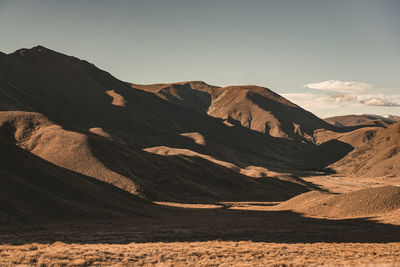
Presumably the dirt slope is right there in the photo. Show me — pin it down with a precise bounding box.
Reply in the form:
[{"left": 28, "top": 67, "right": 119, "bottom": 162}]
[
  {"left": 314, "top": 126, "right": 380, "bottom": 149},
  {"left": 278, "top": 186, "right": 400, "bottom": 218},
  {"left": 331, "top": 121, "right": 400, "bottom": 177}
]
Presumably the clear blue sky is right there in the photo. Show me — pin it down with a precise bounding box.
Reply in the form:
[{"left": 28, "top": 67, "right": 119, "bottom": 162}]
[{"left": 0, "top": 0, "right": 399, "bottom": 117}]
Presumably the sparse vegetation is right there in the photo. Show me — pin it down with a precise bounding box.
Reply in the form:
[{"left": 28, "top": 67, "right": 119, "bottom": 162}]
[{"left": 2, "top": 241, "right": 400, "bottom": 266}]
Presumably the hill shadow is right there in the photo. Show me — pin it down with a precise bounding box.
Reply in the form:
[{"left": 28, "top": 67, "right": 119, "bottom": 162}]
[
  {"left": 1, "top": 81, "right": 354, "bottom": 204},
  {"left": 86, "top": 133, "right": 315, "bottom": 203},
  {"left": 0, "top": 128, "right": 156, "bottom": 225},
  {"left": 2, "top": 205, "right": 400, "bottom": 245}
]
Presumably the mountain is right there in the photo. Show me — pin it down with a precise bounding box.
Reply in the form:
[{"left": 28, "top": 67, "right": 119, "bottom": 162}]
[
  {"left": 324, "top": 114, "right": 398, "bottom": 128},
  {"left": 129, "top": 82, "right": 334, "bottom": 141},
  {"left": 383, "top": 115, "right": 400, "bottom": 122},
  {"left": 331, "top": 121, "right": 400, "bottom": 177},
  {"left": 1, "top": 45, "right": 340, "bottom": 223}
]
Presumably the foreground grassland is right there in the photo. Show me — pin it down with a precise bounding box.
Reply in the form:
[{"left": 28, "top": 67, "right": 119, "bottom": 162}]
[
  {"left": 2, "top": 176, "right": 400, "bottom": 266},
  {"left": 2, "top": 241, "right": 400, "bottom": 266}
]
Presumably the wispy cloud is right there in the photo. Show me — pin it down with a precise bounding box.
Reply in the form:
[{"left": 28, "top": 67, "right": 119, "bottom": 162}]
[
  {"left": 362, "top": 98, "right": 399, "bottom": 106},
  {"left": 303, "top": 80, "right": 372, "bottom": 93},
  {"left": 360, "top": 95, "right": 400, "bottom": 107},
  {"left": 329, "top": 93, "right": 400, "bottom": 107},
  {"left": 328, "top": 94, "right": 358, "bottom": 103},
  {"left": 283, "top": 81, "right": 400, "bottom": 117}
]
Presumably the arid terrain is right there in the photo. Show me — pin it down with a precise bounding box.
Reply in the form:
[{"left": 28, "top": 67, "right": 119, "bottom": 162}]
[{"left": 1, "top": 46, "right": 400, "bottom": 266}]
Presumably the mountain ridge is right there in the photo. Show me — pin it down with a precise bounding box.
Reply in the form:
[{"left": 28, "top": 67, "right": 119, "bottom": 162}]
[
  {"left": 1, "top": 45, "right": 333, "bottom": 222},
  {"left": 324, "top": 114, "right": 399, "bottom": 128},
  {"left": 1, "top": 45, "right": 389, "bottom": 224},
  {"left": 129, "top": 82, "right": 334, "bottom": 141}
]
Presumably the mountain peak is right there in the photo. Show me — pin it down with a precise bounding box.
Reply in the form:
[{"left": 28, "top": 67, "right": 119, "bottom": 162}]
[
  {"left": 32, "top": 45, "right": 51, "bottom": 52},
  {"left": 10, "top": 45, "right": 55, "bottom": 57}
]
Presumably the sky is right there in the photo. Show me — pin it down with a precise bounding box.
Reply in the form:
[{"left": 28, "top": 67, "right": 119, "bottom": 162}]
[{"left": 0, "top": 0, "right": 399, "bottom": 117}]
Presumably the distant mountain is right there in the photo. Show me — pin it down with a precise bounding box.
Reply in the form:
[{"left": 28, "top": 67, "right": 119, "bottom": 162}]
[
  {"left": 129, "top": 82, "right": 333, "bottom": 141},
  {"left": 324, "top": 114, "right": 399, "bottom": 128},
  {"left": 383, "top": 114, "right": 400, "bottom": 122}
]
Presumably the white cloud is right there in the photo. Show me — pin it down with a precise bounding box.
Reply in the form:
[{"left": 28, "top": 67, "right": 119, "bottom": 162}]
[
  {"left": 299, "top": 80, "right": 400, "bottom": 107},
  {"left": 328, "top": 93, "right": 400, "bottom": 107},
  {"left": 361, "top": 98, "right": 400, "bottom": 107},
  {"left": 282, "top": 80, "right": 400, "bottom": 117},
  {"left": 303, "top": 80, "right": 372, "bottom": 93},
  {"left": 328, "top": 94, "right": 357, "bottom": 103}
]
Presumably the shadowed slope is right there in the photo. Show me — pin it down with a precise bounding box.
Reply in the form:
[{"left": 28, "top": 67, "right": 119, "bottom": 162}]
[
  {"left": 0, "top": 115, "right": 154, "bottom": 224},
  {"left": 128, "top": 81, "right": 217, "bottom": 113}
]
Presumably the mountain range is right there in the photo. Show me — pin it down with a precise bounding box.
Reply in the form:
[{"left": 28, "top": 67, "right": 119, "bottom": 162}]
[{"left": 1, "top": 45, "right": 399, "bottom": 223}]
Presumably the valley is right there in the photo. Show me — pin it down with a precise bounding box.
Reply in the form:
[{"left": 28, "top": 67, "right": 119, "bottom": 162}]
[{"left": 1, "top": 46, "right": 400, "bottom": 266}]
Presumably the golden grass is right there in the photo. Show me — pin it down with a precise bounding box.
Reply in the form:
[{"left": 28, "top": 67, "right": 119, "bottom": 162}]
[{"left": 1, "top": 241, "right": 400, "bottom": 266}]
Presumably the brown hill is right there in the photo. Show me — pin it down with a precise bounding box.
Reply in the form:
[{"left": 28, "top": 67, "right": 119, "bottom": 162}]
[
  {"left": 314, "top": 114, "right": 397, "bottom": 154},
  {"left": 0, "top": 112, "right": 154, "bottom": 224},
  {"left": 129, "top": 82, "right": 334, "bottom": 141},
  {"left": 314, "top": 126, "right": 380, "bottom": 149},
  {"left": 0, "top": 45, "right": 336, "bottom": 223},
  {"left": 330, "top": 121, "right": 400, "bottom": 177},
  {"left": 277, "top": 186, "right": 400, "bottom": 218}
]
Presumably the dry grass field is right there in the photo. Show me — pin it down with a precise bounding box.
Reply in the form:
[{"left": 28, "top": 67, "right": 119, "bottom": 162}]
[
  {"left": 2, "top": 241, "right": 400, "bottom": 266},
  {"left": 2, "top": 178, "right": 400, "bottom": 266}
]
